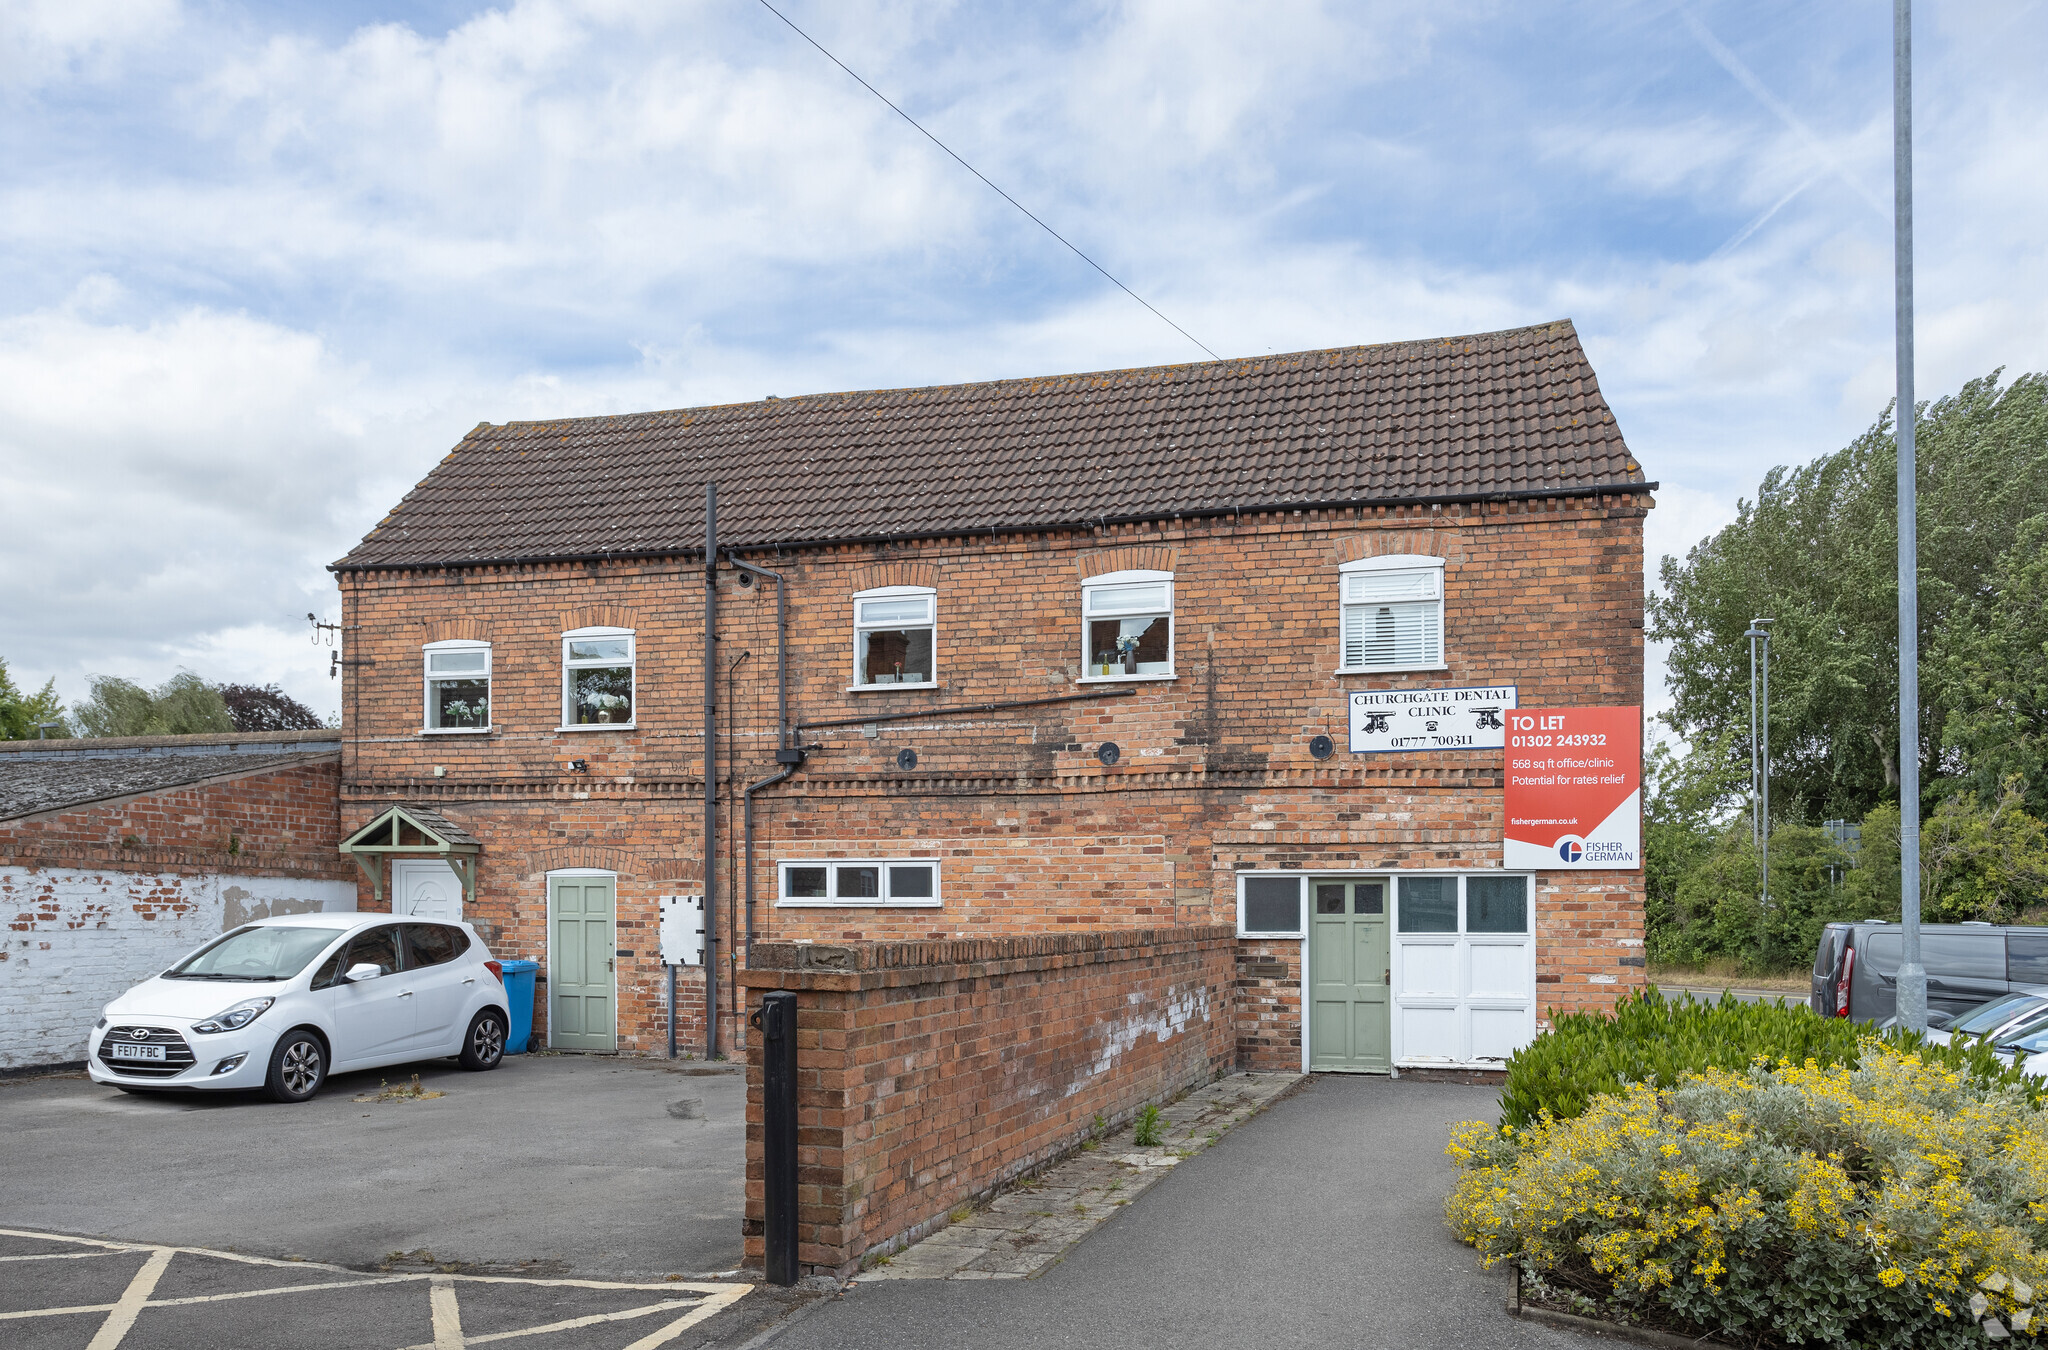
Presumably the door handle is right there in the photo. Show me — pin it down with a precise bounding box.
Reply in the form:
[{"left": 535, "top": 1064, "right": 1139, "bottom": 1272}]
[
  {"left": 398, "top": 991, "right": 414, "bottom": 998},
  {"left": 1384, "top": 970, "right": 1391, "bottom": 985},
  {"left": 462, "top": 978, "right": 476, "bottom": 985},
  {"left": 607, "top": 957, "right": 615, "bottom": 973}
]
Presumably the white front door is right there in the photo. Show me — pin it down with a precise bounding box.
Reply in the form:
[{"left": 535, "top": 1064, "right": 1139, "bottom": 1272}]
[{"left": 392, "top": 859, "right": 464, "bottom": 922}]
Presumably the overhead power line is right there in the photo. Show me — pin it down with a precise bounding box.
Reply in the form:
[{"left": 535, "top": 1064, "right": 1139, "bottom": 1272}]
[{"left": 751, "top": 0, "right": 1221, "bottom": 362}]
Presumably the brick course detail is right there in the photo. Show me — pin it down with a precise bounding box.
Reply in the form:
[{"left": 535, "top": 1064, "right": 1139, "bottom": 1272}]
[{"left": 737, "top": 928, "right": 1238, "bottom": 1277}]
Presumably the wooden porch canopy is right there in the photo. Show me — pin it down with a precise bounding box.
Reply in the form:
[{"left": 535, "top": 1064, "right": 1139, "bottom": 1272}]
[{"left": 338, "top": 804, "right": 480, "bottom": 908}]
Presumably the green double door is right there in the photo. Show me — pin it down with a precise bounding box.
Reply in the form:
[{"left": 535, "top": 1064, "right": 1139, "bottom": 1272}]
[
  {"left": 1310, "top": 878, "right": 1391, "bottom": 1073},
  {"left": 549, "top": 876, "right": 617, "bottom": 1051}
]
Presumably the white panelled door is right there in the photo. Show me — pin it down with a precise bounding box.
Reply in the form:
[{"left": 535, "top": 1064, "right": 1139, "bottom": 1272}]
[
  {"left": 391, "top": 859, "right": 464, "bottom": 922},
  {"left": 1390, "top": 874, "right": 1536, "bottom": 1068}
]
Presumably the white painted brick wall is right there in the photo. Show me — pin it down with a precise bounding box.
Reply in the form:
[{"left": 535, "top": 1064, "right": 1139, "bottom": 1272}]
[{"left": 1, "top": 867, "right": 355, "bottom": 1071}]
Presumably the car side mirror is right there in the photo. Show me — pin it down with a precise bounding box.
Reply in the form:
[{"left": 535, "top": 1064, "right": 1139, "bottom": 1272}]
[{"left": 345, "top": 962, "right": 385, "bottom": 982}]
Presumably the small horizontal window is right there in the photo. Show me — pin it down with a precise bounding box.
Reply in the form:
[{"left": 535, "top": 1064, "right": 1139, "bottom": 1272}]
[
  {"left": 776, "top": 859, "right": 940, "bottom": 907},
  {"left": 1239, "top": 876, "right": 1303, "bottom": 937}
]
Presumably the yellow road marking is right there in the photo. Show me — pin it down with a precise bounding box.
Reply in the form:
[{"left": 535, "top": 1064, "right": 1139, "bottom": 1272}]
[
  {"left": 149, "top": 1277, "right": 417, "bottom": 1307},
  {"left": 0, "top": 1251, "right": 126, "bottom": 1263},
  {"left": 0, "top": 1302, "right": 118, "bottom": 1320},
  {"left": 85, "top": 1245, "right": 171, "bottom": 1350},
  {"left": 620, "top": 1284, "right": 752, "bottom": 1349},
  {"left": 396, "top": 1299, "right": 698, "bottom": 1349},
  {"left": 431, "top": 1275, "right": 465, "bottom": 1349}
]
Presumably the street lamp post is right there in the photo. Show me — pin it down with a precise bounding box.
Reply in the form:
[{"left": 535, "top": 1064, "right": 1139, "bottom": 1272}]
[
  {"left": 1745, "top": 619, "right": 1773, "bottom": 922},
  {"left": 1893, "top": 0, "right": 1928, "bottom": 1032}
]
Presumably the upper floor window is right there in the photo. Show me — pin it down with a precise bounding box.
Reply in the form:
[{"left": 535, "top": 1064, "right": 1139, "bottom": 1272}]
[
  {"left": 1339, "top": 556, "right": 1444, "bottom": 672},
  {"left": 852, "top": 586, "right": 936, "bottom": 689},
  {"left": 423, "top": 641, "right": 491, "bottom": 733},
  {"left": 1082, "top": 571, "right": 1173, "bottom": 680},
  {"left": 562, "top": 627, "right": 635, "bottom": 728}
]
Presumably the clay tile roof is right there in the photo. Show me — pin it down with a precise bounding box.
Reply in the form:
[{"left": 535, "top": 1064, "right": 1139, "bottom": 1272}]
[
  {"left": 335, "top": 320, "right": 1645, "bottom": 570},
  {"left": 0, "top": 752, "right": 335, "bottom": 823}
]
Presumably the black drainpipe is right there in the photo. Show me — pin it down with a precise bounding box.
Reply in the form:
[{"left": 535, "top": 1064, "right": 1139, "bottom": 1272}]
[
  {"left": 729, "top": 556, "right": 800, "bottom": 961},
  {"left": 702, "top": 483, "right": 719, "bottom": 1059}
]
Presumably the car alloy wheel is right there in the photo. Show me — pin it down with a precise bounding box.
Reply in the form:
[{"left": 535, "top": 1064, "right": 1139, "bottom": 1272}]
[
  {"left": 461, "top": 1011, "right": 506, "bottom": 1070},
  {"left": 264, "top": 1032, "right": 325, "bottom": 1103}
]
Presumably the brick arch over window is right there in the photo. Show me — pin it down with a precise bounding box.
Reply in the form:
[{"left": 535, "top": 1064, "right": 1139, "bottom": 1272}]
[
  {"left": 423, "top": 619, "right": 491, "bottom": 642},
  {"left": 846, "top": 561, "right": 941, "bottom": 594},
  {"left": 1077, "top": 545, "right": 1178, "bottom": 580},
  {"left": 558, "top": 604, "right": 639, "bottom": 633},
  {"left": 645, "top": 859, "right": 707, "bottom": 884},
  {"left": 1334, "top": 530, "right": 1464, "bottom": 566},
  {"left": 525, "top": 847, "right": 639, "bottom": 880}
]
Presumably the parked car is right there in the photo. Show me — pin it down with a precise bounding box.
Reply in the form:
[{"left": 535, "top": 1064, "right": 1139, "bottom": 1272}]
[
  {"left": 1921, "top": 994, "right": 2048, "bottom": 1079},
  {"left": 87, "top": 913, "right": 511, "bottom": 1103},
  {"left": 1810, "top": 921, "right": 2048, "bottom": 1025}
]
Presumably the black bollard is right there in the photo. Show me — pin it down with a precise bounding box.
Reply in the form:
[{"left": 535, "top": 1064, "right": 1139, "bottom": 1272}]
[{"left": 760, "top": 990, "right": 799, "bottom": 1286}]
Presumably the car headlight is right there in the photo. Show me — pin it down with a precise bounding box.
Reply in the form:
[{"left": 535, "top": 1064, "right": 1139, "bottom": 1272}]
[{"left": 192, "top": 997, "right": 275, "bottom": 1034}]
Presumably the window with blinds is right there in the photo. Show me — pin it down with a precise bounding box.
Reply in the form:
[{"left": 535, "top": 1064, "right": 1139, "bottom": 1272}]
[{"left": 1340, "top": 558, "right": 1444, "bottom": 670}]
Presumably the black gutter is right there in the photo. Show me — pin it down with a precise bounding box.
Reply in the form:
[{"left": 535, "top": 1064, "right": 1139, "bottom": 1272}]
[
  {"left": 327, "top": 480, "right": 1660, "bottom": 573},
  {"left": 702, "top": 484, "right": 719, "bottom": 1060},
  {"left": 796, "top": 687, "right": 1137, "bottom": 732},
  {"left": 727, "top": 553, "right": 795, "bottom": 965}
]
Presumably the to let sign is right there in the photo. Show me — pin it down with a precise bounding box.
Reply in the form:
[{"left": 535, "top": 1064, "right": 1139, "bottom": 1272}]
[
  {"left": 1503, "top": 707, "right": 1642, "bottom": 870},
  {"left": 1347, "top": 685, "right": 1517, "bottom": 754}
]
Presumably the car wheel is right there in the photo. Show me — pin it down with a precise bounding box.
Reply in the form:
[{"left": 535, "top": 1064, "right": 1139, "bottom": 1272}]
[
  {"left": 460, "top": 1010, "right": 507, "bottom": 1071},
  {"left": 264, "top": 1030, "right": 326, "bottom": 1103}
]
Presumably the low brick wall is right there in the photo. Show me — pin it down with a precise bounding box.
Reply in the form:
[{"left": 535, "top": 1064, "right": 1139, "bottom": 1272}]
[{"left": 737, "top": 926, "right": 1237, "bottom": 1276}]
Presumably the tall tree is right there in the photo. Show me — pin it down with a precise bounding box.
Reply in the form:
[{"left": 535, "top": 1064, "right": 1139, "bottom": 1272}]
[
  {"left": 1650, "top": 370, "right": 2048, "bottom": 823},
  {"left": 0, "top": 657, "right": 65, "bottom": 739},
  {"left": 217, "top": 683, "right": 326, "bottom": 732},
  {"left": 71, "top": 673, "right": 234, "bottom": 737}
]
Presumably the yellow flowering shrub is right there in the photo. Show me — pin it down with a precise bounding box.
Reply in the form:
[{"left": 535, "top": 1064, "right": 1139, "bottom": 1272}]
[{"left": 1448, "top": 1043, "right": 2048, "bottom": 1347}]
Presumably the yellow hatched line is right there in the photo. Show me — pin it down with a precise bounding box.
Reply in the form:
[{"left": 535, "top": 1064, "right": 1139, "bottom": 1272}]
[{"left": 0, "top": 1251, "right": 127, "bottom": 1263}]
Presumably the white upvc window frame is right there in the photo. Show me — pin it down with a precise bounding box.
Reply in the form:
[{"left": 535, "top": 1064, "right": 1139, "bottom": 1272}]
[
  {"left": 1236, "top": 873, "right": 1306, "bottom": 938},
  {"left": 1078, "top": 569, "right": 1175, "bottom": 682},
  {"left": 559, "top": 626, "right": 636, "bottom": 731},
  {"left": 775, "top": 858, "right": 942, "bottom": 908},
  {"left": 850, "top": 585, "right": 938, "bottom": 692},
  {"left": 1338, "top": 554, "right": 1446, "bottom": 673},
  {"left": 422, "top": 640, "right": 492, "bottom": 735}
]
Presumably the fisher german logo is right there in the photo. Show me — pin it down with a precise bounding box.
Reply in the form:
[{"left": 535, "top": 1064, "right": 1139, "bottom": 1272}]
[{"left": 1556, "top": 834, "right": 1635, "bottom": 865}]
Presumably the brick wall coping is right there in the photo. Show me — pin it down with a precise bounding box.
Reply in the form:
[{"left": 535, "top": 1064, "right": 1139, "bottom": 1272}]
[
  {"left": 0, "top": 730, "right": 341, "bottom": 760},
  {"left": 738, "top": 925, "right": 1234, "bottom": 992}
]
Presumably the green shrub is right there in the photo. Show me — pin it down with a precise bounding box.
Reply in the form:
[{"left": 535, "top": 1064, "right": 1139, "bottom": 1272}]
[
  {"left": 1499, "top": 987, "right": 2037, "bottom": 1130},
  {"left": 1131, "top": 1103, "right": 1164, "bottom": 1147},
  {"left": 1450, "top": 1044, "right": 2048, "bottom": 1347}
]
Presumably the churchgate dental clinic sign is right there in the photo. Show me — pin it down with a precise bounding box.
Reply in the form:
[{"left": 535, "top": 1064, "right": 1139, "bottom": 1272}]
[
  {"left": 1504, "top": 706, "right": 1642, "bottom": 869},
  {"left": 1348, "top": 685, "right": 1518, "bottom": 753}
]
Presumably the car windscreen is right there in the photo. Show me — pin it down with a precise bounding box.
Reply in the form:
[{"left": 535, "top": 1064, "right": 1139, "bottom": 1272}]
[
  {"left": 2000, "top": 1011, "right": 2048, "bottom": 1056},
  {"left": 168, "top": 926, "right": 341, "bottom": 981},
  {"left": 1949, "top": 993, "right": 2046, "bottom": 1037}
]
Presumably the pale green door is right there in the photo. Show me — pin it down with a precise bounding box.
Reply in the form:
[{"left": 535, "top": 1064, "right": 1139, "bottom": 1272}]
[
  {"left": 549, "top": 876, "right": 617, "bottom": 1051},
  {"left": 1310, "top": 878, "right": 1391, "bottom": 1072}
]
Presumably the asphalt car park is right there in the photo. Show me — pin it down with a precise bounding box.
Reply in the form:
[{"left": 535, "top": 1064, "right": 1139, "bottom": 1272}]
[
  {"left": 0, "top": 1226, "right": 793, "bottom": 1350},
  {"left": 0, "top": 1053, "right": 748, "bottom": 1280}
]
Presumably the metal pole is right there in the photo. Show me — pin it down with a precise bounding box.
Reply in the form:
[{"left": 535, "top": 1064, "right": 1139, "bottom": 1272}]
[
  {"left": 1760, "top": 627, "right": 1770, "bottom": 913},
  {"left": 760, "top": 990, "right": 800, "bottom": 1285},
  {"left": 667, "top": 963, "right": 677, "bottom": 1060},
  {"left": 1893, "top": 0, "right": 1927, "bottom": 1032},
  {"left": 704, "top": 484, "right": 720, "bottom": 1057}
]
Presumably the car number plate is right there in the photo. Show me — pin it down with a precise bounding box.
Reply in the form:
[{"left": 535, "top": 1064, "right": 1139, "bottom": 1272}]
[{"left": 110, "top": 1043, "right": 165, "bottom": 1062}]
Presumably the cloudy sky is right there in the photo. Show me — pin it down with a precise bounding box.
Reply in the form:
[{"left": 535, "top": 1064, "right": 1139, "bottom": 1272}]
[{"left": 2, "top": 0, "right": 2043, "bottom": 723}]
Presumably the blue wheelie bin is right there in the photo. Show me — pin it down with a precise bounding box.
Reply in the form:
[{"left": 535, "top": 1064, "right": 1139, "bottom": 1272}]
[{"left": 499, "top": 959, "right": 540, "bottom": 1054}]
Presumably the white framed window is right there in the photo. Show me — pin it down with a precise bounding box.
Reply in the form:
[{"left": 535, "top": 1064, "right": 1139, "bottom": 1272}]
[
  {"left": 776, "top": 859, "right": 941, "bottom": 908},
  {"left": 423, "top": 640, "right": 491, "bottom": 733},
  {"left": 1339, "top": 555, "right": 1445, "bottom": 672},
  {"left": 1081, "top": 570, "right": 1174, "bottom": 680},
  {"left": 561, "top": 627, "right": 635, "bottom": 729},
  {"left": 851, "top": 586, "right": 937, "bottom": 690},
  {"left": 1237, "top": 874, "right": 1305, "bottom": 938}
]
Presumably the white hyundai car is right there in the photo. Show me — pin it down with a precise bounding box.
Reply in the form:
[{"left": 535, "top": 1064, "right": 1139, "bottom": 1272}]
[{"left": 88, "top": 913, "right": 513, "bottom": 1103}]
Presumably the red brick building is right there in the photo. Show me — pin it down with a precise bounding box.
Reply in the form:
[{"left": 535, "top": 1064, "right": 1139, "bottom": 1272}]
[{"left": 332, "top": 320, "right": 1653, "bottom": 1071}]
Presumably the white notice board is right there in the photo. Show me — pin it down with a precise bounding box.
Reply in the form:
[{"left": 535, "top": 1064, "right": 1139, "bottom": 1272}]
[
  {"left": 658, "top": 894, "right": 705, "bottom": 966},
  {"left": 1348, "top": 685, "right": 1518, "bottom": 753}
]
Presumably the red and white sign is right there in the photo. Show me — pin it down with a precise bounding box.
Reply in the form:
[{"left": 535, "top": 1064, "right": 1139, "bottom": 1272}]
[{"left": 1504, "top": 707, "right": 1642, "bottom": 870}]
